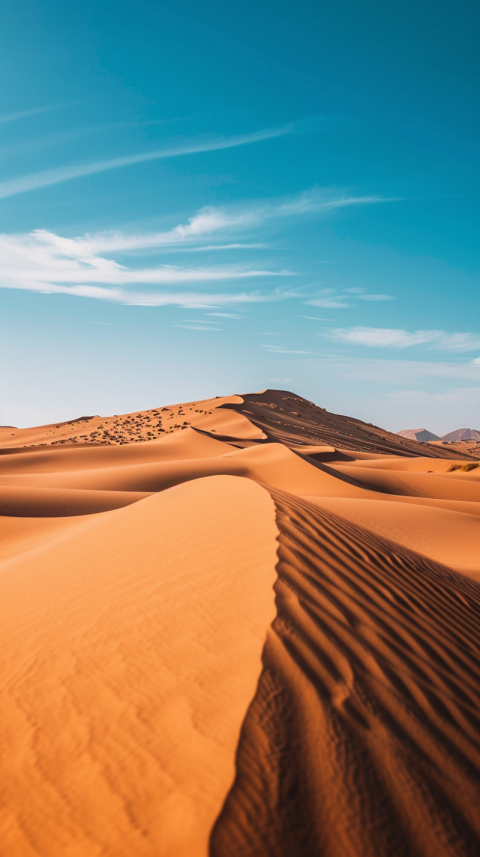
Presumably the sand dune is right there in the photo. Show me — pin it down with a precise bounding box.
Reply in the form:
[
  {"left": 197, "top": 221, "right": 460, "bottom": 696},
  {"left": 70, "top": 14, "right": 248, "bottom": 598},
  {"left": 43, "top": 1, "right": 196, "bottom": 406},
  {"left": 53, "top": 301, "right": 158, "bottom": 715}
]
[
  {"left": 340, "top": 455, "right": 479, "bottom": 473},
  {"left": 1, "top": 388, "right": 479, "bottom": 855},
  {"left": 0, "top": 443, "right": 370, "bottom": 496},
  {"left": 0, "top": 477, "right": 278, "bottom": 857},
  {"left": 306, "top": 496, "right": 480, "bottom": 576},
  {"left": 0, "top": 426, "right": 230, "bottom": 474},
  {"left": 0, "top": 514, "right": 94, "bottom": 562},
  {"left": 330, "top": 463, "right": 480, "bottom": 501},
  {"left": 189, "top": 408, "right": 267, "bottom": 440},
  {"left": 0, "top": 485, "right": 152, "bottom": 516},
  {"left": 0, "top": 395, "right": 247, "bottom": 450},
  {"left": 211, "top": 493, "right": 480, "bottom": 857},
  {"left": 224, "top": 389, "right": 476, "bottom": 460}
]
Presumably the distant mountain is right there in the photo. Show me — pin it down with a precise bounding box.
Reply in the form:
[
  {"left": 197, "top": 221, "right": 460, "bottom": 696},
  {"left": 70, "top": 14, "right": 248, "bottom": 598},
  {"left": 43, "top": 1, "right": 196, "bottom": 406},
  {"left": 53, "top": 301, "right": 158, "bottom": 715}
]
[
  {"left": 396, "top": 428, "right": 440, "bottom": 442},
  {"left": 440, "top": 428, "right": 480, "bottom": 442}
]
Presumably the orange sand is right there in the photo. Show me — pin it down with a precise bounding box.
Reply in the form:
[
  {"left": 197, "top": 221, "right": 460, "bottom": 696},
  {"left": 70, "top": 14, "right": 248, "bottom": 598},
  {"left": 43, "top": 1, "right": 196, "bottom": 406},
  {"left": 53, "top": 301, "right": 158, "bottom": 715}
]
[
  {"left": 1, "top": 389, "right": 479, "bottom": 856},
  {"left": 1, "top": 477, "right": 278, "bottom": 856}
]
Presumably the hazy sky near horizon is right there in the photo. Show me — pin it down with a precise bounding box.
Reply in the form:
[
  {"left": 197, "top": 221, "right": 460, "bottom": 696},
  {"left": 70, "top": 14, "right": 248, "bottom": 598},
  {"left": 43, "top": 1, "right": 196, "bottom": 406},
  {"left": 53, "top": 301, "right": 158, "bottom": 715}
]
[{"left": 1, "top": 0, "right": 479, "bottom": 433}]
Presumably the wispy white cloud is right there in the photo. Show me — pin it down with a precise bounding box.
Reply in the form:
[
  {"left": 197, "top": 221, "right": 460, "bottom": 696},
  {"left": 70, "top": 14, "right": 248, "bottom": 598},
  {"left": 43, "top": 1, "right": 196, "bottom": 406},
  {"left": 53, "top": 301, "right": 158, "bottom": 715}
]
[
  {"left": 0, "top": 125, "right": 292, "bottom": 199},
  {"left": 45, "top": 188, "right": 384, "bottom": 257},
  {"left": 261, "top": 344, "right": 313, "bottom": 354},
  {"left": 0, "top": 190, "right": 390, "bottom": 307},
  {"left": 207, "top": 312, "right": 242, "bottom": 318},
  {"left": 0, "top": 123, "right": 131, "bottom": 159},
  {"left": 304, "top": 287, "right": 351, "bottom": 308},
  {"left": 184, "top": 318, "right": 221, "bottom": 323},
  {"left": 171, "top": 323, "right": 222, "bottom": 331},
  {"left": 357, "top": 294, "right": 394, "bottom": 302},
  {"left": 0, "top": 102, "right": 79, "bottom": 124},
  {"left": 305, "top": 289, "right": 394, "bottom": 308},
  {"left": 307, "top": 297, "right": 351, "bottom": 308},
  {"left": 344, "top": 287, "right": 394, "bottom": 301},
  {"left": 0, "top": 224, "right": 284, "bottom": 311},
  {"left": 0, "top": 118, "right": 210, "bottom": 159},
  {"left": 181, "top": 243, "right": 268, "bottom": 252},
  {"left": 55, "top": 287, "right": 272, "bottom": 309},
  {"left": 325, "top": 326, "right": 480, "bottom": 351}
]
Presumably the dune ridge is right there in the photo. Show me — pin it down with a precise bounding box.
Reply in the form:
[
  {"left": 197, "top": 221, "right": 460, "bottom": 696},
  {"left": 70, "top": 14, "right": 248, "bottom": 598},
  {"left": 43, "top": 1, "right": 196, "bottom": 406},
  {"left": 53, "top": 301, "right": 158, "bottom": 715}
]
[
  {"left": 0, "top": 477, "right": 278, "bottom": 857},
  {"left": 211, "top": 491, "right": 480, "bottom": 857},
  {"left": 1, "top": 388, "right": 479, "bottom": 856},
  {"left": 224, "top": 390, "right": 476, "bottom": 460},
  {"left": 1, "top": 389, "right": 475, "bottom": 460}
]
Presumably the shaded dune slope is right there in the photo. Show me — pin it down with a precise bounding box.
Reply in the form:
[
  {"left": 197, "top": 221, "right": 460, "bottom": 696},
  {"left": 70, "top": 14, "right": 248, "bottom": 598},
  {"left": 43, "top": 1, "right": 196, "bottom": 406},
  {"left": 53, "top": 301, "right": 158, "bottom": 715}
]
[
  {"left": 223, "top": 390, "right": 475, "bottom": 460},
  {"left": 0, "top": 485, "right": 152, "bottom": 516},
  {"left": 211, "top": 493, "right": 480, "bottom": 857}
]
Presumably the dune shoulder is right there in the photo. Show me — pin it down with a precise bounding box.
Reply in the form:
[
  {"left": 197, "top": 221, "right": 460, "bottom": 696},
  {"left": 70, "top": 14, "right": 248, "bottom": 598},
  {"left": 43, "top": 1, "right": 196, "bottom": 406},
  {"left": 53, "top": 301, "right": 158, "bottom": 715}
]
[{"left": 0, "top": 476, "right": 278, "bottom": 857}]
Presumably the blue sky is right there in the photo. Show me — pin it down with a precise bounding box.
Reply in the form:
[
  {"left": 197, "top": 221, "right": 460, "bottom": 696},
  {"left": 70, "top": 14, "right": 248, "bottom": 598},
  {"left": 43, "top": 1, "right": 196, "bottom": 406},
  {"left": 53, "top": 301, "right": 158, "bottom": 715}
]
[{"left": 0, "top": 0, "right": 479, "bottom": 433}]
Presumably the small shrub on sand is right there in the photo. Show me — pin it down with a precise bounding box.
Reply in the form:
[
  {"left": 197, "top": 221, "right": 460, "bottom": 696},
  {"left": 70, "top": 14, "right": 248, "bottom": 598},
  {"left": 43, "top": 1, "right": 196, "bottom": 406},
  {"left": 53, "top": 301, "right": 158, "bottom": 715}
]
[{"left": 448, "top": 462, "right": 479, "bottom": 472}]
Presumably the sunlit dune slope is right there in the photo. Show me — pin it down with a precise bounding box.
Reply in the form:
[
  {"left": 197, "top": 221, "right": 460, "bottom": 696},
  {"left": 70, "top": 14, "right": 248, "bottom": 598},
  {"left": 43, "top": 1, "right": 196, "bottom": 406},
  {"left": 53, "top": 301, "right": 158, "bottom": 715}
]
[
  {"left": 306, "top": 496, "right": 480, "bottom": 576},
  {"left": 0, "top": 395, "right": 247, "bottom": 449},
  {"left": 340, "top": 455, "right": 479, "bottom": 473},
  {"left": 329, "top": 463, "right": 480, "bottom": 501},
  {"left": 0, "top": 427, "right": 230, "bottom": 474},
  {"left": 1, "top": 388, "right": 480, "bottom": 856},
  {"left": 0, "top": 514, "right": 93, "bottom": 563},
  {"left": 0, "top": 476, "right": 278, "bottom": 857}
]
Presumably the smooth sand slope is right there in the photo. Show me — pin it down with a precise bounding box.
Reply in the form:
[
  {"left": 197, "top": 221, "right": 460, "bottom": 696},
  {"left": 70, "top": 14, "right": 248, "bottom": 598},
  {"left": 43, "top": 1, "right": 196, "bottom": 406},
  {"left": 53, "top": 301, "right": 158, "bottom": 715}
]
[
  {"left": 1, "top": 476, "right": 278, "bottom": 857},
  {"left": 1, "top": 389, "right": 479, "bottom": 856}
]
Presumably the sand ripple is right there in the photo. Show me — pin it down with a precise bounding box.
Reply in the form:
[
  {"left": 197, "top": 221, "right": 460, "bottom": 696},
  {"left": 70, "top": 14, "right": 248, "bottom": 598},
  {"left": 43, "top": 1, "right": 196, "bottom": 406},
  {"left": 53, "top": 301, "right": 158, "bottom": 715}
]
[{"left": 211, "top": 492, "right": 480, "bottom": 857}]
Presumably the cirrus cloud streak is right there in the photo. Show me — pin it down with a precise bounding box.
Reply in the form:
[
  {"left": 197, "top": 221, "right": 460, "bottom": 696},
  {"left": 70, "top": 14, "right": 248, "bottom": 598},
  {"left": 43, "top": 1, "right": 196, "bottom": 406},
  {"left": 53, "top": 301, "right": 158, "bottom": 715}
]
[
  {"left": 0, "top": 125, "right": 292, "bottom": 199},
  {"left": 0, "top": 190, "right": 388, "bottom": 308},
  {"left": 326, "top": 326, "right": 480, "bottom": 352}
]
